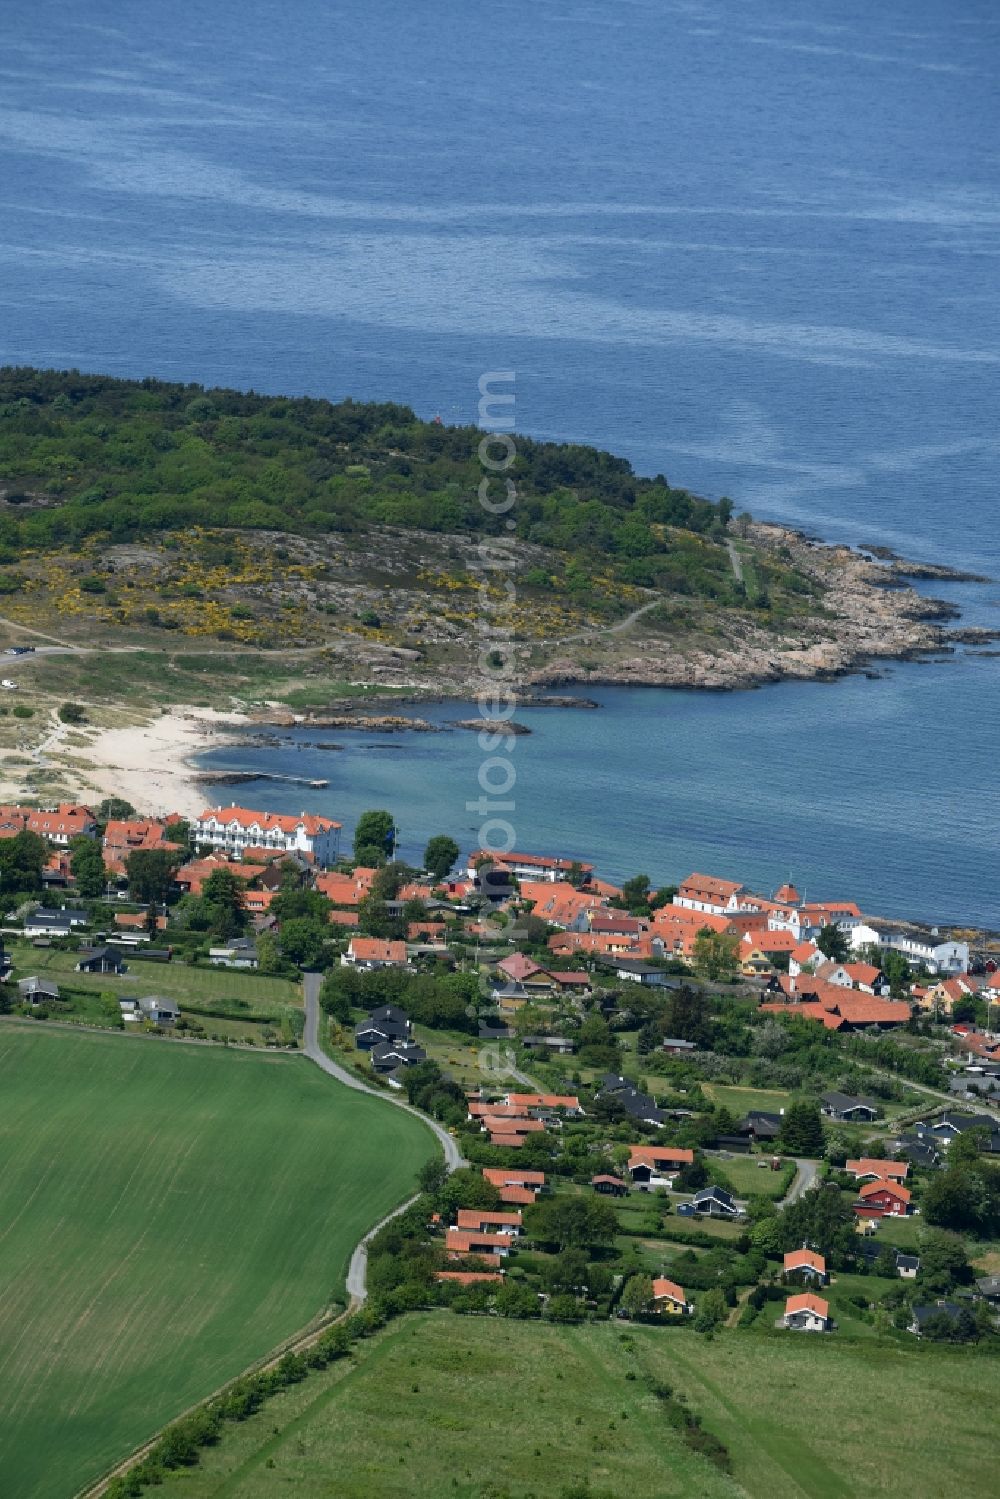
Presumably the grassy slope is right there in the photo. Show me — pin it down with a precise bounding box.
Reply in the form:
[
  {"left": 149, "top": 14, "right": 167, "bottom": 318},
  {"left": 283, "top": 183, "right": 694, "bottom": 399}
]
[
  {"left": 158, "top": 1315, "right": 999, "bottom": 1499},
  {"left": 161, "top": 1315, "right": 739, "bottom": 1499},
  {"left": 644, "top": 1330, "right": 998, "bottom": 1498},
  {"left": 0, "top": 1026, "right": 435, "bottom": 1499}
]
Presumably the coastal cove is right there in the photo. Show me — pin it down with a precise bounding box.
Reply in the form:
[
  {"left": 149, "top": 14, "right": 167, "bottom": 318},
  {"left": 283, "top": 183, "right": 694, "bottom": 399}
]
[{"left": 196, "top": 640, "right": 996, "bottom": 931}]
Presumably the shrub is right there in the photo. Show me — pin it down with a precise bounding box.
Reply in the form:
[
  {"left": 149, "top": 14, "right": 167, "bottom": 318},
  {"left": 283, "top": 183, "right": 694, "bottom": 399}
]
[{"left": 58, "top": 701, "right": 87, "bottom": 724}]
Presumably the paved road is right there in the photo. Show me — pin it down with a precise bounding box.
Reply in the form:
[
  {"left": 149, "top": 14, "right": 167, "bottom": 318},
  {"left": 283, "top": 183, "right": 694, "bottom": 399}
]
[
  {"left": 303, "top": 972, "right": 465, "bottom": 1303},
  {"left": 781, "top": 1156, "right": 818, "bottom": 1206}
]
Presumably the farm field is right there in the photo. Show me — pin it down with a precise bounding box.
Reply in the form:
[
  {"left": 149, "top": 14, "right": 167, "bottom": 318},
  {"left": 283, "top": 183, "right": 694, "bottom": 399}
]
[
  {"left": 0, "top": 1024, "right": 435, "bottom": 1499},
  {"left": 158, "top": 1314, "right": 998, "bottom": 1499}
]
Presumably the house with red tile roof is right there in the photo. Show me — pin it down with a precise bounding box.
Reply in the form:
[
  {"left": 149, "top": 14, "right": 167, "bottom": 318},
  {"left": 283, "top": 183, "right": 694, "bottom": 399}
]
[
  {"left": 194, "top": 804, "right": 341, "bottom": 865},
  {"left": 175, "top": 855, "right": 267, "bottom": 896},
  {"left": 846, "top": 1158, "right": 909, "bottom": 1184},
  {"left": 0, "top": 802, "right": 97, "bottom": 845},
  {"left": 342, "top": 937, "right": 408, "bottom": 969},
  {"left": 627, "top": 1146, "right": 694, "bottom": 1187},
  {"left": 435, "top": 1270, "right": 504, "bottom": 1285},
  {"left": 783, "top": 1248, "right": 827, "bottom": 1282},
  {"left": 782, "top": 1293, "right": 832, "bottom": 1332},
  {"left": 482, "top": 1168, "right": 545, "bottom": 1200},
  {"left": 467, "top": 850, "right": 594, "bottom": 884},
  {"left": 455, "top": 1209, "right": 523, "bottom": 1235},
  {"left": 503, "top": 1091, "right": 582, "bottom": 1115},
  {"left": 673, "top": 873, "right": 745, "bottom": 916},
  {"left": 314, "top": 867, "right": 377, "bottom": 906},
  {"left": 445, "top": 1228, "right": 513, "bottom": 1261},
  {"left": 652, "top": 1278, "right": 691, "bottom": 1315},
  {"left": 856, "top": 1179, "right": 911, "bottom": 1217}
]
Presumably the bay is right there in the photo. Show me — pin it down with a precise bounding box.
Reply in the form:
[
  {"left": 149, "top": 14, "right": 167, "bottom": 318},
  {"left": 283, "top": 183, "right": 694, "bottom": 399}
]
[{"left": 1, "top": 0, "right": 997, "bottom": 924}]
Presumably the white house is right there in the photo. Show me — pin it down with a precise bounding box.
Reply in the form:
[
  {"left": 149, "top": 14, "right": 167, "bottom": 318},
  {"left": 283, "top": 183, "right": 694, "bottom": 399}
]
[
  {"left": 883, "top": 932, "right": 969, "bottom": 976},
  {"left": 673, "top": 873, "right": 745, "bottom": 916},
  {"left": 193, "top": 805, "right": 341, "bottom": 865},
  {"left": 782, "top": 1293, "right": 832, "bottom": 1332}
]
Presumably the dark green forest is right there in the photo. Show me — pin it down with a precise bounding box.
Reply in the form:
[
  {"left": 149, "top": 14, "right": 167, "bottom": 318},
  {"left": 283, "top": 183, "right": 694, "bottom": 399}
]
[{"left": 0, "top": 368, "right": 827, "bottom": 621}]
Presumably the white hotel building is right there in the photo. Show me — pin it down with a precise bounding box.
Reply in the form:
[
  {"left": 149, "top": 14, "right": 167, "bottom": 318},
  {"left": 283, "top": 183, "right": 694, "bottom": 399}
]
[{"left": 193, "top": 805, "right": 341, "bottom": 866}]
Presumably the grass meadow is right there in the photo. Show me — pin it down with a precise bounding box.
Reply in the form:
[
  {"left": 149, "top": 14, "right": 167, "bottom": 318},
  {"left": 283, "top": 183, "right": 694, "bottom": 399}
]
[
  {"left": 158, "top": 1314, "right": 998, "bottom": 1499},
  {"left": 0, "top": 1024, "right": 435, "bottom": 1499}
]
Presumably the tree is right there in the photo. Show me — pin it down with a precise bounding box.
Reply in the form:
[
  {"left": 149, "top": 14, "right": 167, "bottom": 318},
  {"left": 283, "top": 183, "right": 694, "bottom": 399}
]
[
  {"left": 353, "top": 810, "right": 395, "bottom": 864},
  {"left": 0, "top": 830, "right": 47, "bottom": 894},
  {"left": 494, "top": 1282, "right": 539, "bottom": 1318},
  {"left": 256, "top": 931, "right": 280, "bottom": 975},
  {"left": 357, "top": 892, "right": 402, "bottom": 939},
  {"left": 438, "top": 1168, "right": 501, "bottom": 1216},
  {"left": 694, "top": 1287, "right": 727, "bottom": 1333},
  {"left": 752, "top": 1019, "right": 789, "bottom": 1059},
  {"left": 57, "top": 701, "right": 86, "bottom": 724},
  {"left": 126, "top": 847, "right": 180, "bottom": 905},
  {"left": 918, "top": 1229, "right": 972, "bottom": 1295},
  {"left": 423, "top": 835, "right": 460, "bottom": 881},
  {"left": 663, "top": 985, "right": 714, "bottom": 1048},
  {"left": 418, "top": 1157, "right": 449, "bottom": 1196},
  {"left": 816, "top": 924, "right": 849, "bottom": 962},
  {"left": 692, "top": 930, "right": 740, "bottom": 983},
  {"left": 526, "top": 1194, "right": 618, "bottom": 1251},
  {"left": 619, "top": 874, "right": 651, "bottom": 914},
  {"left": 200, "top": 867, "right": 247, "bottom": 939},
  {"left": 880, "top": 948, "right": 912, "bottom": 999},
  {"left": 70, "top": 837, "right": 107, "bottom": 899},
  {"left": 620, "top": 1273, "right": 654, "bottom": 1320},
  {"left": 779, "top": 1101, "right": 825, "bottom": 1156},
  {"left": 542, "top": 1247, "right": 590, "bottom": 1294},
  {"left": 279, "top": 917, "right": 328, "bottom": 970},
  {"left": 96, "top": 796, "right": 135, "bottom": 822}
]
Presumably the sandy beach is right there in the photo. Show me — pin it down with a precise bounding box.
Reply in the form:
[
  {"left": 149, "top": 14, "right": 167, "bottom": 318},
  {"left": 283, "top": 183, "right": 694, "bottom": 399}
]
[{"left": 76, "top": 708, "right": 247, "bottom": 819}]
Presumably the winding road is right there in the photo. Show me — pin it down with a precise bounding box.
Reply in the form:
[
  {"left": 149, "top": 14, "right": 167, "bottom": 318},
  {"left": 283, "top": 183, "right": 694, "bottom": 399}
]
[
  {"left": 302, "top": 972, "right": 465, "bottom": 1301},
  {"left": 780, "top": 1157, "right": 818, "bottom": 1206}
]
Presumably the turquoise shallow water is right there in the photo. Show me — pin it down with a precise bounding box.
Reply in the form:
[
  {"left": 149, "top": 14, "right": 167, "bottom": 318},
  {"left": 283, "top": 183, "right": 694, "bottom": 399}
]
[{"left": 2, "top": 0, "right": 997, "bottom": 925}]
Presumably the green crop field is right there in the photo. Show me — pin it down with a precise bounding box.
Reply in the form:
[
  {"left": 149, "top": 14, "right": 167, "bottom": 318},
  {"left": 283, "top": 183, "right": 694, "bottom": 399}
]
[
  {"left": 155, "top": 1314, "right": 998, "bottom": 1499},
  {"left": 0, "top": 1024, "right": 435, "bottom": 1499}
]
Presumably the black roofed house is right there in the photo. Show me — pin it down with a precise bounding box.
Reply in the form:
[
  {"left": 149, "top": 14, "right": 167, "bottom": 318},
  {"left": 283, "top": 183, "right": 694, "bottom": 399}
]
[
  {"left": 23, "top": 910, "right": 76, "bottom": 939},
  {"left": 736, "top": 1110, "right": 783, "bottom": 1143},
  {"left": 17, "top": 976, "right": 60, "bottom": 1004},
  {"left": 690, "top": 1185, "right": 740, "bottom": 1218},
  {"left": 820, "top": 1091, "right": 878, "bottom": 1122},
  {"left": 355, "top": 1005, "right": 411, "bottom": 1050},
  {"left": 896, "top": 1254, "right": 920, "bottom": 1279},
  {"left": 889, "top": 1130, "right": 940, "bottom": 1169},
  {"left": 76, "top": 946, "right": 127, "bottom": 975},
  {"left": 371, "top": 1039, "right": 427, "bottom": 1073},
  {"left": 661, "top": 1037, "right": 698, "bottom": 1055},
  {"left": 918, "top": 1112, "right": 1000, "bottom": 1153},
  {"left": 975, "top": 1275, "right": 1000, "bottom": 1304},
  {"left": 604, "top": 959, "right": 669, "bottom": 986},
  {"left": 595, "top": 1074, "right": 664, "bottom": 1126},
  {"left": 208, "top": 937, "right": 259, "bottom": 969},
  {"left": 908, "top": 1300, "right": 966, "bottom": 1337}
]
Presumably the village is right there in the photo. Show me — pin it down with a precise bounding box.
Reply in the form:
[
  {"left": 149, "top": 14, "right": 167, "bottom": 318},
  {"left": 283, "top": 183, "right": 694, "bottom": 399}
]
[{"left": 2, "top": 796, "right": 1000, "bottom": 1346}]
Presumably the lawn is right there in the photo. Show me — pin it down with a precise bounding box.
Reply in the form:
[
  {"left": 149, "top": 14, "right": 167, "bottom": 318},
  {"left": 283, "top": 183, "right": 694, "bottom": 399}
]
[
  {"left": 0, "top": 1024, "right": 435, "bottom": 1499},
  {"left": 701, "top": 1083, "right": 795, "bottom": 1116},
  {"left": 159, "top": 1315, "right": 740, "bottom": 1499},
  {"left": 711, "top": 1153, "right": 792, "bottom": 1199},
  {"left": 157, "top": 1314, "right": 999, "bottom": 1499},
  {"left": 6, "top": 941, "right": 302, "bottom": 1012}
]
